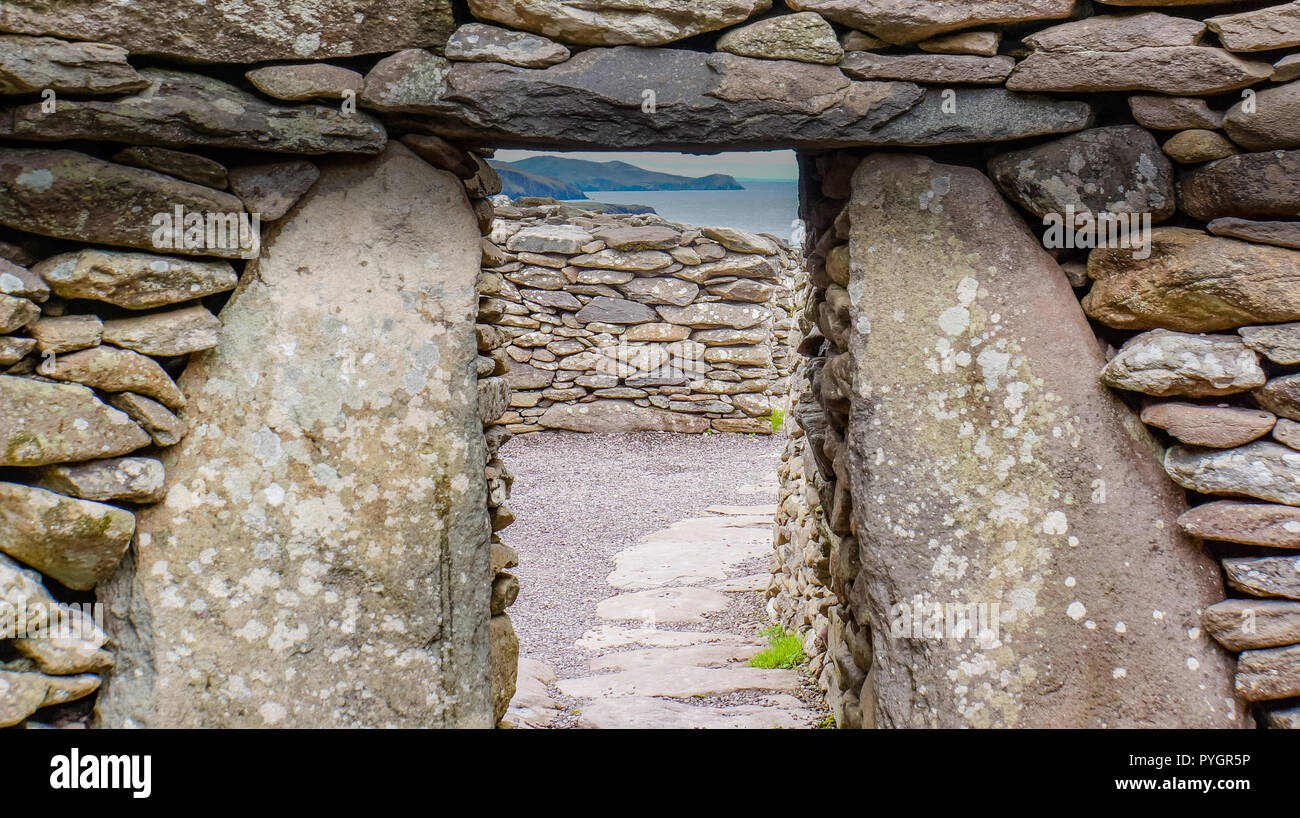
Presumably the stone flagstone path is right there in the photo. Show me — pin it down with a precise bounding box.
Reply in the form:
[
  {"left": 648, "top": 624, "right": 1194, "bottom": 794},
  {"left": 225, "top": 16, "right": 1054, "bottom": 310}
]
[{"left": 500, "top": 432, "right": 824, "bottom": 729}]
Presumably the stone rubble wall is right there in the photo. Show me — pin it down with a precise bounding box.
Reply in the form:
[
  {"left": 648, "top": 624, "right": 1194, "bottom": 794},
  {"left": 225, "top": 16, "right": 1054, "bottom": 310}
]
[{"left": 479, "top": 199, "right": 797, "bottom": 436}]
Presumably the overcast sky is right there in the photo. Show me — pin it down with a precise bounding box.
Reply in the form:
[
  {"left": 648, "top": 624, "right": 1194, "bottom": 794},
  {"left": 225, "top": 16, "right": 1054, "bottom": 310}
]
[{"left": 492, "top": 149, "right": 798, "bottom": 181}]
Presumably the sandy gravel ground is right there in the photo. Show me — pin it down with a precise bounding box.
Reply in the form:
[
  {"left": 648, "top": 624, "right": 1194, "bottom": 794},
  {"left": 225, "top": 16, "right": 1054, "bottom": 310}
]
[{"left": 500, "top": 430, "right": 783, "bottom": 680}]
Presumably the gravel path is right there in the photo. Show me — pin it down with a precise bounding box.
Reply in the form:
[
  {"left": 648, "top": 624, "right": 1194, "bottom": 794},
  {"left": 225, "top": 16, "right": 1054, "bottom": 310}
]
[{"left": 502, "top": 430, "right": 783, "bottom": 679}]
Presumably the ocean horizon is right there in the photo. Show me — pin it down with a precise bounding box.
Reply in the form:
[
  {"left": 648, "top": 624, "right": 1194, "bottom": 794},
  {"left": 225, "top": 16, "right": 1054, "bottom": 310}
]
[{"left": 566, "top": 179, "right": 800, "bottom": 242}]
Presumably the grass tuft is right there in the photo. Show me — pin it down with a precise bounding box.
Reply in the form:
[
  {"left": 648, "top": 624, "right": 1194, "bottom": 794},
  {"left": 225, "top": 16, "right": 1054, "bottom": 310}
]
[
  {"left": 767, "top": 408, "right": 786, "bottom": 432},
  {"left": 749, "top": 625, "right": 804, "bottom": 669}
]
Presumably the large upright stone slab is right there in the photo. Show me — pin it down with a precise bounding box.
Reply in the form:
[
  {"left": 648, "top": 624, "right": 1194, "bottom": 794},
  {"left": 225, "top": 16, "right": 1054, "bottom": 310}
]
[
  {"left": 846, "top": 154, "right": 1241, "bottom": 728},
  {"left": 97, "top": 142, "right": 491, "bottom": 729}
]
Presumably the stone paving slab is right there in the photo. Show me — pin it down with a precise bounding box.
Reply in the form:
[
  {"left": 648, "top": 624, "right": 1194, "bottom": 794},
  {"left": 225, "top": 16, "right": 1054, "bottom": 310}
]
[
  {"left": 595, "top": 587, "right": 731, "bottom": 623},
  {"left": 557, "top": 664, "right": 798, "bottom": 699},
  {"left": 577, "top": 695, "right": 816, "bottom": 730}
]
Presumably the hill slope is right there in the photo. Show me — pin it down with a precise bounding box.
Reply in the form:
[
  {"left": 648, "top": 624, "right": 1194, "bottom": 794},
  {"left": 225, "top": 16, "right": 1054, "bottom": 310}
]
[
  {"left": 491, "top": 155, "right": 744, "bottom": 193},
  {"left": 494, "top": 165, "right": 587, "bottom": 199}
]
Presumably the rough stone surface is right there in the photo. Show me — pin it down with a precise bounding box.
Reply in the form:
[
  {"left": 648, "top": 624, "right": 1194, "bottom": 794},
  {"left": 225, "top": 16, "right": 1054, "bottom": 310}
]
[
  {"left": 227, "top": 161, "right": 320, "bottom": 222},
  {"left": 841, "top": 52, "right": 1015, "bottom": 84},
  {"left": 1006, "top": 47, "right": 1272, "bottom": 94},
  {"left": 111, "top": 147, "right": 229, "bottom": 190},
  {"left": 108, "top": 392, "right": 186, "bottom": 448},
  {"left": 1083, "top": 228, "right": 1300, "bottom": 332},
  {"left": 0, "top": 375, "right": 149, "bottom": 467},
  {"left": 845, "top": 153, "right": 1240, "bottom": 728},
  {"left": 0, "top": 69, "right": 387, "bottom": 155},
  {"left": 1223, "top": 556, "right": 1300, "bottom": 600},
  {"left": 1129, "top": 95, "right": 1224, "bottom": 130},
  {"left": 360, "top": 49, "right": 452, "bottom": 114},
  {"left": 1210, "top": 219, "right": 1300, "bottom": 251},
  {"left": 416, "top": 47, "right": 1091, "bottom": 151},
  {"left": 1163, "top": 129, "right": 1238, "bottom": 164},
  {"left": 29, "top": 314, "right": 101, "bottom": 354},
  {"left": 917, "top": 30, "right": 1000, "bottom": 56},
  {"left": 1240, "top": 322, "right": 1300, "bottom": 364},
  {"left": 1166, "top": 442, "right": 1300, "bottom": 506},
  {"left": 0, "top": 149, "right": 248, "bottom": 257},
  {"left": 574, "top": 296, "right": 657, "bottom": 325},
  {"left": 0, "top": 481, "right": 134, "bottom": 590},
  {"left": 1023, "top": 12, "right": 1206, "bottom": 51},
  {"left": 1139, "top": 402, "right": 1275, "bottom": 448},
  {"left": 0, "top": 0, "right": 456, "bottom": 63},
  {"left": 1180, "top": 501, "right": 1300, "bottom": 548},
  {"left": 42, "top": 345, "right": 185, "bottom": 410},
  {"left": 785, "top": 0, "right": 1078, "bottom": 45},
  {"left": 1236, "top": 643, "right": 1300, "bottom": 700},
  {"left": 716, "top": 12, "right": 844, "bottom": 65},
  {"left": 35, "top": 456, "right": 165, "bottom": 504},
  {"left": 1224, "top": 80, "right": 1300, "bottom": 151},
  {"left": 465, "top": 0, "right": 772, "bottom": 46},
  {"left": 538, "top": 400, "right": 709, "bottom": 433},
  {"left": 1207, "top": 2, "right": 1300, "bottom": 52},
  {"left": 595, "top": 587, "right": 730, "bottom": 624},
  {"left": 245, "top": 63, "right": 364, "bottom": 102},
  {"left": 1101, "top": 330, "right": 1265, "bottom": 397},
  {"left": 1255, "top": 374, "right": 1300, "bottom": 421},
  {"left": 0, "top": 34, "right": 147, "bottom": 95},
  {"left": 1204, "top": 599, "right": 1300, "bottom": 651},
  {"left": 447, "top": 23, "right": 571, "bottom": 68},
  {"left": 988, "top": 125, "right": 1174, "bottom": 219},
  {"left": 1178, "top": 150, "right": 1300, "bottom": 221},
  {"left": 96, "top": 142, "right": 491, "bottom": 729},
  {"left": 35, "top": 250, "right": 236, "bottom": 310},
  {"left": 101, "top": 304, "right": 220, "bottom": 357}
]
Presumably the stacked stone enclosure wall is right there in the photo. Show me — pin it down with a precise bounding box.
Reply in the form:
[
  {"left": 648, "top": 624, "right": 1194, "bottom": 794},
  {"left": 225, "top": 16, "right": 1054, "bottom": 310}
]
[{"left": 481, "top": 201, "right": 797, "bottom": 436}]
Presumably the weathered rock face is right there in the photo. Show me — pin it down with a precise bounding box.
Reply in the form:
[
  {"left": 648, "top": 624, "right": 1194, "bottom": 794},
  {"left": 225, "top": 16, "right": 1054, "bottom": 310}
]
[
  {"left": 1207, "top": 2, "right": 1300, "bottom": 52},
  {"left": 412, "top": 47, "right": 1091, "bottom": 151},
  {"left": 1139, "top": 403, "right": 1275, "bottom": 448},
  {"left": 845, "top": 153, "right": 1240, "bottom": 727},
  {"left": 840, "top": 52, "right": 1016, "bottom": 84},
  {"left": 465, "top": 0, "right": 771, "bottom": 46},
  {"left": 446, "top": 23, "right": 571, "bottom": 68},
  {"left": 0, "top": 149, "right": 248, "bottom": 257},
  {"left": 538, "top": 400, "right": 709, "bottom": 433},
  {"left": 1007, "top": 46, "right": 1272, "bottom": 94},
  {"left": 1223, "top": 80, "right": 1300, "bottom": 151},
  {"left": 1101, "top": 330, "right": 1265, "bottom": 397},
  {"left": 96, "top": 142, "right": 492, "bottom": 728},
  {"left": 0, "top": 482, "right": 135, "bottom": 591},
  {"left": 786, "top": 0, "right": 1079, "bottom": 44},
  {"left": 0, "top": 35, "right": 147, "bottom": 95},
  {"left": 1210, "top": 219, "right": 1300, "bottom": 251},
  {"left": 1166, "top": 443, "right": 1300, "bottom": 506},
  {"left": 0, "top": 69, "right": 387, "bottom": 156},
  {"left": 1180, "top": 501, "right": 1300, "bottom": 549},
  {"left": 1083, "top": 228, "right": 1300, "bottom": 332},
  {"left": 0, "top": 376, "right": 149, "bottom": 467},
  {"left": 1178, "top": 150, "right": 1300, "bottom": 221},
  {"left": 1022, "top": 12, "right": 1206, "bottom": 52},
  {"left": 988, "top": 125, "right": 1174, "bottom": 219},
  {"left": 716, "top": 12, "right": 845, "bottom": 65},
  {"left": 0, "top": 0, "right": 456, "bottom": 63},
  {"left": 35, "top": 250, "right": 237, "bottom": 309}
]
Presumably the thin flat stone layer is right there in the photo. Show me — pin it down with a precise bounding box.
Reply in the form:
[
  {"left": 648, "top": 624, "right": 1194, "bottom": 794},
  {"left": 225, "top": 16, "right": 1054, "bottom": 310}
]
[
  {"left": 1083, "top": 228, "right": 1300, "bottom": 332},
  {"left": 845, "top": 153, "right": 1239, "bottom": 728},
  {"left": 1007, "top": 47, "right": 1272, "bottom": 94},
  {"left": 465, "top": 0, "right": 772, "bottom": 46},
  {"left": 1166, "top": 442, "right": 1300, "bottom": 506},
  {"left": 0, "top": 375, "right": 149, "bottom": 467},
  {"left": 1179, "top": 150, "right": 1300, "bottom": 221},
  {"left": 96, "top": 142, "right": 491, "bottom": 729},
  {"left": 1139, "top": 402, "right": 1275, "bottom": 448},
  {"left": 0, "top": 0, "right": 456, "bottom": 63},
  {"left": 1223, "top": 556, "right": 1300, "bottom": 600},
  {"left": 0, "top": 35, "right": 147, "bottom": 95},
  {"left": 1179, "top": 500, "right": 1300, "bottom": 548},
  {"left": 1204, "top": 599, "right": 1300, "bottom": 651},
  {"left": 785, "top": 0, "right": 1079, "bottom": 45},
  {"left": 0, "top": 69, "right": 386, "bottom": 155},
  {"left": 0, "top": 149, "right": 248, "bottom": 257}
]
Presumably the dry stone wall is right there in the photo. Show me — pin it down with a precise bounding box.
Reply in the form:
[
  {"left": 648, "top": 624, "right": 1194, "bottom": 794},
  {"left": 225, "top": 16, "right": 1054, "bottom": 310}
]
[
  {"left": 481, "top": 200, "right": 797, "bottom": 436},
  {"left": 1, "top": 0, "right": 1299, "bottom": 729}
]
